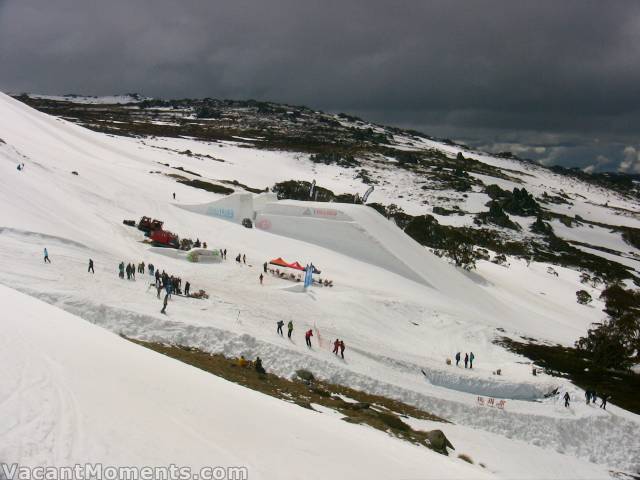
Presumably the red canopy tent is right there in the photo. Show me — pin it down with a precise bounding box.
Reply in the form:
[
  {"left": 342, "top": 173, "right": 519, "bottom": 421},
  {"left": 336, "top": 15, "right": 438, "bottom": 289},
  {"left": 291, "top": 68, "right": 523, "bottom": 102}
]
[
  {"left": 269, "top": 258, "right": 307, "bottom": 271},
  {"left": 269, "top": 257, "right": 291, "bottom": 268}
]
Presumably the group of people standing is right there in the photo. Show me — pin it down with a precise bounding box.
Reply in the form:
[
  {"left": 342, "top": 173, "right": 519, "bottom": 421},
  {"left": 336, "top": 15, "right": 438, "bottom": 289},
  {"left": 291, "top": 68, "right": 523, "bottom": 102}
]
[
  {"left": 276, "top": 321, "right": 346, "bottom": 359},
  {"left": 276, "top": 320, "right": 294, "bottom": 339},
  {"left": 584, "top": 389, "right": 609, "bottom": 409},
  {"left": 455, "top": 351, "right": 475, "bottom": 369},
  {"left": 119, "top": 261, "right": 149, "bottom": 280}
]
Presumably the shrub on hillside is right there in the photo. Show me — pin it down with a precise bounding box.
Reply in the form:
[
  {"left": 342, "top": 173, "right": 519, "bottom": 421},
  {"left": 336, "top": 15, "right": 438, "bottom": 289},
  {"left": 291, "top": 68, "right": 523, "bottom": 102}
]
[
  {"left": 576, "top": 284, "right": 640, "bottom": 368},
  {"left": 576, "top": 290, "right": 593, "bottom": 305}
]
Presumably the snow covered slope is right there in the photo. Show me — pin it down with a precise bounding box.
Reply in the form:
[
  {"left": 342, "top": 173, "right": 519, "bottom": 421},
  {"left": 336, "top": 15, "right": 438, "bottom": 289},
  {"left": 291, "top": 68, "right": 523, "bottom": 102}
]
[
  {"left": 1, "top": 91, "right": 639, "bottom": 477},
  {"left": 0, "top": 284, "right": 491, "bottom": 479}
]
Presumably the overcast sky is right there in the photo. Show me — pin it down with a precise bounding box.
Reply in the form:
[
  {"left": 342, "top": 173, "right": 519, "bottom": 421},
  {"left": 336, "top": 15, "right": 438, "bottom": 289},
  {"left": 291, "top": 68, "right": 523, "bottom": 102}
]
[{"left": 1, "top": 0, "right": 639, "bottom": 172}]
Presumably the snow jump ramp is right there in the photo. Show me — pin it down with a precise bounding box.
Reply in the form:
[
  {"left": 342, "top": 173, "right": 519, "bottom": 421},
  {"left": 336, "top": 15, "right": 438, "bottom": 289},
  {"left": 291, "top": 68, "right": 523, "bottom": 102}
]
[{"left": 180, "top": 194, "right": 491, "bottom": 295}]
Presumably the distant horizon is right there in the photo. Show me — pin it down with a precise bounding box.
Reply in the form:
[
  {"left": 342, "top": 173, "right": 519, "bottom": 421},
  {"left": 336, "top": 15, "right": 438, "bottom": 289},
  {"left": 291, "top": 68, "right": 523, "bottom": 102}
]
[{"left": 10, "top": 89, "right": 640, "bottom": 175}]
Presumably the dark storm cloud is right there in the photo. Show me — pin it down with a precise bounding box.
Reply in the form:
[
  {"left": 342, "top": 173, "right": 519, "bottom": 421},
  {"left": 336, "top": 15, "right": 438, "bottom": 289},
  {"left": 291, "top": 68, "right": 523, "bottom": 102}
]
[{"left": 1, "top": 0, "right": 640, "bottom": 171}]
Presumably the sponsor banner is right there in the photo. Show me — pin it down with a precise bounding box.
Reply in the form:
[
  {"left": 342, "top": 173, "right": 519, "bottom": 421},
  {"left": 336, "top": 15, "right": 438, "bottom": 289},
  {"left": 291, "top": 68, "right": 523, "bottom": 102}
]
[
  {"left": 302, "top": 207, "right": 339, "bottom": 218},
  {"left": 256, "top": 218, "right": 272, "bottom": 230},
  {"left": 476, "top": 396, "right": 506, "bottom": 410},
  {"left": 207, "top": 207, "right": 235, "bottom": 219}
]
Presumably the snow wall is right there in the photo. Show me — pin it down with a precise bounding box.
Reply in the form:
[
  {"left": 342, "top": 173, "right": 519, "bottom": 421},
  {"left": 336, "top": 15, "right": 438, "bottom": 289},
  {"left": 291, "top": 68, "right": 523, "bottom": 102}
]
[
  {"left": 180, "top": 192, "right": 278, "bottom": 223},
  {"left": 255, "top": 200, "right": 477, "bottom": 292},
  {"left": 179, "top": 196, "right": 499, "bottom": 305}
]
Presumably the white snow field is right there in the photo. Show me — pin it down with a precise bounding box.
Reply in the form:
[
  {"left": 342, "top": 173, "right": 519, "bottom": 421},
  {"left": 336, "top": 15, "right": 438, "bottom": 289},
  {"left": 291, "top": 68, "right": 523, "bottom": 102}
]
[
  {"left": 0, "top": 91, "right": 639, "bottom": 477},
  {"left": 0, "top": 284, "right": 488, "bottom": 480}
]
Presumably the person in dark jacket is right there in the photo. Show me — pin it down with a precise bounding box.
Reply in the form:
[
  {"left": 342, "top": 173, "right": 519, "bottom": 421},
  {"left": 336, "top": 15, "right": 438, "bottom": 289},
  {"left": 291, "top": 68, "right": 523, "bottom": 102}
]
[
  {"left": 255, "top": 356, "right": 265, "bottom": 374},
  {"left": 259, "top": 273, "right": 264, "bottom": 285},
  {"left": 277, "top": 320, "right": 284, "bottom": 336},
  {"left": 464, "top": 353, "right": 469, "bottom": 368},
  {"left": 263, "top": 262, "right": 268, "bottom": 273},
  {"left": 455, "top": 352, "right": 461, "bottom": 367},
  {"left": 600, "top": 395, "right": 609, "bottom": 410},
  {"left": 333, "top": 339, "right": 340, "bottom": 355},
  {"left": 469, "top": 352, "right": 475, "bottom": 369},
  {"left": 564, "top": 392, "right": 570, "bottom": 408},
  {"left": 339, "top": 340, "right": 345, "bottom": 359},
  {"left": 184, "top": 281, "right": 190, "bottom": 297},
  {"left": 88, "top": 258, "right": 94, "bottom": 273}
]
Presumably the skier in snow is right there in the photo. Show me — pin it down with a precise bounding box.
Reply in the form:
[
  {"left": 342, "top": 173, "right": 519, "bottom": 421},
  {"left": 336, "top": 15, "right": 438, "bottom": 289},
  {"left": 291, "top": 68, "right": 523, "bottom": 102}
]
[
  {"left": 563, "top": 392, "right": 570, "bottom": 408},
  {"left": 464, "top": 353, "right": 469, "bottom": 369},
  {"left": 333, "top": 339, "right": 340, "bottom": 355},
  {"left": 131, "top": 263, "right": 136, "bottom": 280},
  {"left": 455, "top": 352, "right": 461, "bottom": 366},
  {"left": 148, "top": 263, "right": 154, "bottom": 276},
  {"left": 277, "top": 320, "right": 284, "bottom": 336},
  {"left": 339, "top": 340, "right": 345, "bottom": 359},
  {"left": 242, "top": 254, "right": 246, "bottom": 264},
  {"left": 173, "top": 192, "right": 176, "bottom": 200},
  {"left": 119, "top": 262, "right": 125, "bottom": 279},
  {"left": 161, "top": 293, "right": 169, "bottom": 314},
  {"left": 43, "top": 247, "right": 51, "bottom": 263},
  {"left": 223, "top": 249, "right": 227, "bottom": 259},
  {"left": 305, "top": 329, "right": 313, "bottom": 347},
  {"left": 469, "top": 352, "right": 475, "bottom": 369},
  {"left": 184, "top": 281, "right": 190, "bottom": 297},
  {"left": 88, "top": 258, "right": 94, "bottom": 273},
  {"left": 259, "top": 273, "right": 264, "bottom": 285},
  {"left": 263, "top": 262, "right": 268, "bottom": 273},
  {"left": 236, "top": 254, "right": 241, "bottom": 263},
  {"left": 287, "top": 320, "right": 293, "bottom": 339},
  {"left": 600, "top": 395, "right": 609, "bottom": 410}
]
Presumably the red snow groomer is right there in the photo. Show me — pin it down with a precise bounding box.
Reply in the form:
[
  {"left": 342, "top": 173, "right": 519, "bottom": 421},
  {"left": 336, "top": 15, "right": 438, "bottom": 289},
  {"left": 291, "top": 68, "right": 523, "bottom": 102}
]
[
  {"left": 150, "top": 229, "right": 180, "bottom": 249},
  {"left": 137, "top": 216, "right": 164, "bottom": 233}
]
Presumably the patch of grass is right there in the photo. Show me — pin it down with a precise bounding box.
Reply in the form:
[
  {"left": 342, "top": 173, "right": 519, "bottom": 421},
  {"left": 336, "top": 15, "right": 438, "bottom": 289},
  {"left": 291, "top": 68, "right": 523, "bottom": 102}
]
[
  {"left": 219, "top": 179, "right": 266, "bottom": 194},
  {"left": 127, "top": 340, "right": 451, "bottom": 453},
  {"left": 177, "top": 179, "right": 234, "bottom": 195},
  {"left": 497, "top": 337, "right": 640, "bottom": 414}
]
